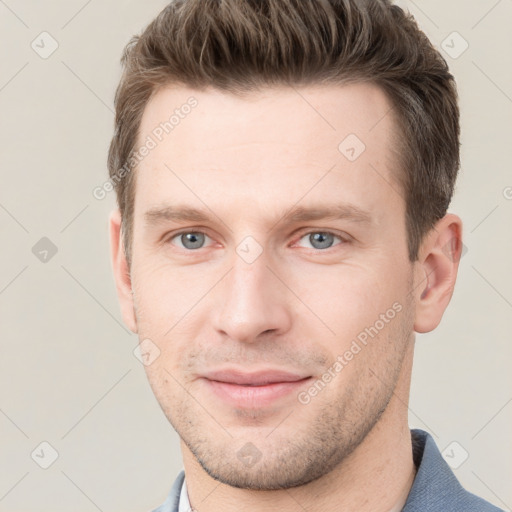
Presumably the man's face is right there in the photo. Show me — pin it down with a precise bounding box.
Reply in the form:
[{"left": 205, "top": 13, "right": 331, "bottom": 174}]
[{"left": 126, "top": 83, "right": 416, "bottom": 489}]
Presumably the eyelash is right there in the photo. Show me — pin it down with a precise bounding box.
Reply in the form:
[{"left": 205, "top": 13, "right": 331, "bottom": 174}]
[{"left": 166, "top": 229, "right": 349, "bottom": 251}]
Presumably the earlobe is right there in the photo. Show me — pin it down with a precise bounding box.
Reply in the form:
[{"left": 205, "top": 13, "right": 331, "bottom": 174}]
[
  {"left": 109, "top": 209, "right": 138, "bottom": 333},
  {"left": 413, "top": 214, "right": 463, "bottom": 334}
]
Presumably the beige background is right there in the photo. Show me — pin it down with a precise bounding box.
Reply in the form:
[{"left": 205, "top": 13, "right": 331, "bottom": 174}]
[{"left": 0, "top": 1, "right": 511, "bottom": 511}]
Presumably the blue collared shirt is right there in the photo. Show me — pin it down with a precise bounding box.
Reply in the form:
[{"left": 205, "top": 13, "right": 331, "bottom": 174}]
[{"left": 153, "top": 429, "right": 503, "bottom": 512}]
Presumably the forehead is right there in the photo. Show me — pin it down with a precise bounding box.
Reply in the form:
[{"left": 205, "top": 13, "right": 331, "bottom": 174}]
[
  {"left": 138, "top": 82, "right": 396, "bottom": 153},
  {"left": 133, "top": 83, "right": 402, "bottom": 223}
]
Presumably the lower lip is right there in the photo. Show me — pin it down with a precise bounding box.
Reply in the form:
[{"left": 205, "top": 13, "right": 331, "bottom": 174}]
[{"left": 204, "top": 378, "right": 312, "bottom": 408}]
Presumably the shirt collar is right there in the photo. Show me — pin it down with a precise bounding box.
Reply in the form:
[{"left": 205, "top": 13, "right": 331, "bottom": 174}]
[{"left": 402, "top": 428, "right": 464, "bottom": 511}]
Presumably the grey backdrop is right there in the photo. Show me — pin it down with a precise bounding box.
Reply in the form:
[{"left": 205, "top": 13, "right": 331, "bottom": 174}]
[{"left": 0, "top": 1, "right": 511, "bottom": 511}]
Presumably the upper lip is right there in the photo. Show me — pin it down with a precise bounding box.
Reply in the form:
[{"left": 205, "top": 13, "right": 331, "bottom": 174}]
[{"left": 202, "top": 369, "right": 311, "bottom": 386}]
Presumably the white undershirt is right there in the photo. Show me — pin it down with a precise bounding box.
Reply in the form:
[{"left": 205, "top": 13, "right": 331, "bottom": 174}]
[{"left": 178, "top": 477, "right": 193, "bottom": 512}]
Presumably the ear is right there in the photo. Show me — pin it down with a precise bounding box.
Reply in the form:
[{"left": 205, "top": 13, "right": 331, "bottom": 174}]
[
  {"left": 413, "top": 213, "right": 463, "bottom": 333},
  {"left": 109, "top": 209, "right": 138, "bottom": 333}
]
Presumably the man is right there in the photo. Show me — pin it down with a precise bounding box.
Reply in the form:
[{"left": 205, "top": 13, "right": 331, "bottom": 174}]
[{"left": 108, "top": 1, "right": 502, "bottom": 510}]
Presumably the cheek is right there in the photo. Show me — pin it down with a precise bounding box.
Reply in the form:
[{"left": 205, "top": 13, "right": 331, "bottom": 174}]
[
  {"left": 283, "top": 259, "right": 403, "bottom": 341},
  {"left": 143, "top": 367, "right": 183, "bottom": 421},
  {"left": 130, "top": 262, "right": 217, "bottom": 376},
  {"left": 131, "top": 259, "right": 212, "bottom": 332}
]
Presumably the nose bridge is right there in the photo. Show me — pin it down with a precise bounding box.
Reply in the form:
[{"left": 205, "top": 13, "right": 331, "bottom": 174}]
[
  {"left": 230, "top": 247, "right": 269, "bottom": 304},
  {"left": 213, "top": 244, "right": 291, "bottom": 342}
]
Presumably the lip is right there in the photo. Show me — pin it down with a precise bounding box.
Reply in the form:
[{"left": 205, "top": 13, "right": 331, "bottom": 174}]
[
  {"left": 202, "top": 369, "right": 309, "bottom": 385},
  {"left": 200, "top": 369, "right": 312, "bottom": 408}
]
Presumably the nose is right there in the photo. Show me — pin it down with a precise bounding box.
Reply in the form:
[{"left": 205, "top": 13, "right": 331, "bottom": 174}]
[{"left": 212, "top": 249, "right": 292, "bottom": 343}]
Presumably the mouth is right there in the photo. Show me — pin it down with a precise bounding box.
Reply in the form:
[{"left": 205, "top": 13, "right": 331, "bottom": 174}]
[{"left": 200, "top": 369, "right": 313, "bottom": 407}]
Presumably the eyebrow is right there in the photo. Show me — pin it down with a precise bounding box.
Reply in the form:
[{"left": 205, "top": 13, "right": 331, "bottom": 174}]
[
  {"left": 144, "top": 203, "right": 373, "bottom": 229},
  {"left": 282, "top": 204, "right": 372, "bottom": 225}
]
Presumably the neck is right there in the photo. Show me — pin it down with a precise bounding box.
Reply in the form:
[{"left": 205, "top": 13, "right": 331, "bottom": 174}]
[{"left": 182, "top": 343, "right": 416, "bottom": 512}]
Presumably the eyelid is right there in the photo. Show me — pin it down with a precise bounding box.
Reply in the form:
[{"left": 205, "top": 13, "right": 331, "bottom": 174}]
[{"left": 291, "top": 228, "right": 351, "bottom": 247}]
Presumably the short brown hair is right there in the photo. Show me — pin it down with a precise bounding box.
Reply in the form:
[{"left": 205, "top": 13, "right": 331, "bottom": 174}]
[{"left": 108, "top": 0, "right": 460, "bottom": 263}]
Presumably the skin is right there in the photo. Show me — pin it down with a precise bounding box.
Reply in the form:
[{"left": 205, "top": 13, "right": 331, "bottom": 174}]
[{"left": 110, "top": 83, "right": 463, "bottom": 512}]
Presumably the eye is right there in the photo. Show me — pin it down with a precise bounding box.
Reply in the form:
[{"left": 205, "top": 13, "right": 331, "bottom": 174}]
[
  {"left": 296, "top": 231, "right": 344, "bottom": 250},
  {"left": 170, "top": 231, "right": 213, "bottom": 250}
]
